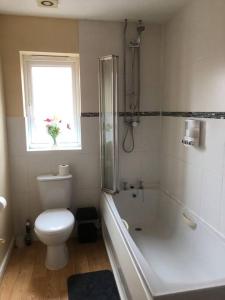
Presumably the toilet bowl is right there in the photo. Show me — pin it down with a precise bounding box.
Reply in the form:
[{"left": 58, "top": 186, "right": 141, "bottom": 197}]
[
  {"left": 35, "top": 208, "right": 74, "bottom": 270},
  {"left": 35, "top": 174, "right": 74, "bottom": 269}
]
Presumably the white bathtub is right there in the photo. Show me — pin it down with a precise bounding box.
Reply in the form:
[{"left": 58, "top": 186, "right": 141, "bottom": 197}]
[{"left": 100, "top": 189, "right": 225, "bottom": 300}]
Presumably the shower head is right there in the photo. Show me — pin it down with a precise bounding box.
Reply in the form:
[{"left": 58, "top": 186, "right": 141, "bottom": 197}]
[
  {"left": 133, "top": 20, "right": 145, "bottom": 46},
  {"left": 125, "top": 19, "right": 145, "bottom": 48},
  {"left": 137, "top": 20, "right": 145, "bottom": 34}
]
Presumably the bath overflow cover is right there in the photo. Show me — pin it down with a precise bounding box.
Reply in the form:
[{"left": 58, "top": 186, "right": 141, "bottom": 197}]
[{"left": 135, "top": 227, "right": 142, "bottom": 231}]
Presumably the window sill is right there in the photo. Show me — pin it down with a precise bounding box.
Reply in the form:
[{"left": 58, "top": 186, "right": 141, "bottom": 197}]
[{"left": 27, "top": 145, "right": 82, "bottom": 152}]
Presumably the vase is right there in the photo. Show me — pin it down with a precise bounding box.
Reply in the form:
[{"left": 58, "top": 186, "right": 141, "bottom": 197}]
[{"left": 52, "top": 137, "right": 57, "bottom": 147}]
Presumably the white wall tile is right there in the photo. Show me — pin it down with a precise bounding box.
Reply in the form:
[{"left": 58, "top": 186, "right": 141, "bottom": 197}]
[
  {"left": 179, "top": 160, "right": 203, "bottom": 214},
  {"left": 161, "top": 117, "right": 182, "bottom": 158},
  {"left": 73, "top": 188, "right": 101, "bottom": 210},
  {"left": 71, "top": 153, "right": 101, "bottom": 189},
  {"left": 12, "top": 192, "right": 29, "bottom": 235},
  {"left": 119, "top": 152, "right": 141, "bottom": 185},
  {"left": 139, "top": 117, "right": 161, "bottom": 153},
  {"left": 119, "top": 115, "right": 161, "bottom": 187},
  {"left": 27, "top": 193, "right": 42, "bottom": 225},
  {"left": 201, "top": 120, "right": 225, "bottom": 175},
  {"left": 10, "top": 155, "right": 28, "bottom": 194},
  {"left": 139, "top": 151, "right": 159, "bottom": 185},
  {"left": 200, "top": 170, "right": 223, "bottom": 231},
  {"left": 27, "top": 152, "right": 52, "bottom": 194},
  {"left": 161, "top": 0, "right": 225, "bottom": 239},
  {"left": 220, "top": 178, "right": 225, "bottom": 235},
  {"left": 160, "top": 154, "right": 183, "bottom": 200},
  {"left": 81, "top": 118, "right": 100, "bottom": 154},
  {"left": 7, "top": 117, "right": 26, "bottom": 156}
]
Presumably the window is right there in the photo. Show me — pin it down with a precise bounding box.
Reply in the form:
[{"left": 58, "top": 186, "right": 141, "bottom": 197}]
[{"left": 20, "top": 52, "right": 81, "bottom": 151}]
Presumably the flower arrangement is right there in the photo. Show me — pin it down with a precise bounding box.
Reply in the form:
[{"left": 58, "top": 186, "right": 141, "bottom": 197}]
[{"left": 44, "top": 117, "right": 71, "bottom": 145}]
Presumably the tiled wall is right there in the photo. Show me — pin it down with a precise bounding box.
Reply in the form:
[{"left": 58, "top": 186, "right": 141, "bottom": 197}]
[
  {"left": 117, "top": 21, "right": 162, "bottom": 188},
  {"left": 160, "top": 0, "right": 225, "bottom": 237},
  {"left": 6, "top": 19, "right": 162, "bottom": 236},
  {"left": 7, "top": 117, "right": 101, "bottom": 235},
  {"left": 119, "top": 116, "right": 160, "bottom": 188}
]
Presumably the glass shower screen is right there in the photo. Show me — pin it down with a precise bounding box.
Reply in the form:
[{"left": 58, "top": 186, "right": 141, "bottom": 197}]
[{"left": 99, "top": 55, "right": 119, "bottom": 194}]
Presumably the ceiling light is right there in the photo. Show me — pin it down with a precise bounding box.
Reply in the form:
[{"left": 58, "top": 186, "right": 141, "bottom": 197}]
[{"left": 37, "top": 0, "right": 58, "bottom": 8}]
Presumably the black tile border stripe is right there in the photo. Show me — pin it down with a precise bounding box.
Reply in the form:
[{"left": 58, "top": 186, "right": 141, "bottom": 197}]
[
  {"left": 162, "top": 112, "right": 225, "bottom": 119},
  {"left": 81, "top": 111, "right": 225, "bottom": 119},
  {"left": 81, "top": 112, "right": 99, "bottom": 117},
  {"left": 119, "top": 111, "right": 160, "bottom": 116},
  {"left": 81, "top": 111, "right": 160, "bottom": 117}
]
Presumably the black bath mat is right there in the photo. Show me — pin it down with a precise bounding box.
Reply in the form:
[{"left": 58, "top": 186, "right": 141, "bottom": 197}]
[{"left": 67, "top": 270, "right": 120, "bottom": 300}]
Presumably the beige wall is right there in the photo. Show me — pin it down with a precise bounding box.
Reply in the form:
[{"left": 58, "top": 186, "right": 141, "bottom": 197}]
[
  {"left": 0, "top": 15, "right": 79, "bottom": 117},
  {"left": 0, "top": 58, "right": 13, "bottom": 264},
  {"left": 162, "top": 0, "right": 225, "bottom": 112}
]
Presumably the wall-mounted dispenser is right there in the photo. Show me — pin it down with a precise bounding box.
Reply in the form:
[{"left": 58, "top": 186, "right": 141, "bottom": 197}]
[
  {"left": 182, "top": 119, "right": 200, "bottom": 147},
  {"left": 0, "top": 196, "right": 7, "bottom": 210}
]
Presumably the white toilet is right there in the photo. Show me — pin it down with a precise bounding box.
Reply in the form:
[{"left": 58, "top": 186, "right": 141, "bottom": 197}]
[{"left": 34, "top": 174, "right": 75, "bottom": 270}]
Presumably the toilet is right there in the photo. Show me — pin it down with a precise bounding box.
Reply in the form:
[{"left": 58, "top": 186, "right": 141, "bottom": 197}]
[{"left": 34, "top": 174, "right": 74, "bottom": 270}]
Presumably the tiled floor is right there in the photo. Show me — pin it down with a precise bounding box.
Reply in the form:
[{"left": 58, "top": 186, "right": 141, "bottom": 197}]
[{"left": 0, "top": 239, "right": 111, "bottom": 299}]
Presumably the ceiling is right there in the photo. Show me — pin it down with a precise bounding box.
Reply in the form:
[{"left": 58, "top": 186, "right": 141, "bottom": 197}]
[{"left": 0, "top": 0, "right": 189, "bottom": 23}]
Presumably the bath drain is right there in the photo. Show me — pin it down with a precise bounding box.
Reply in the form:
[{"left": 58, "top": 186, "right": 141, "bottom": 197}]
[{"left": 135, "top": 227, "right": 142, "bottom": 231}]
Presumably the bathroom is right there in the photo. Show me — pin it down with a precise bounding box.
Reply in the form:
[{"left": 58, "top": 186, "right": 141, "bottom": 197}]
[{"left": 0, "top": 0, "right": 225, "bottom": 299}]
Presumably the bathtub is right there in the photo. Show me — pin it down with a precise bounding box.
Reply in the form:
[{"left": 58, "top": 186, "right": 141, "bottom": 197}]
[{"left": 100, "top": 188, "right": 225, "bottom": 300}]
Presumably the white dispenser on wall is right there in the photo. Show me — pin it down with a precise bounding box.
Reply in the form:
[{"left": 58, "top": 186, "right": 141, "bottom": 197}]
[
  {"left": 182, "top": 119, "right": 200, "bottom": 147},
  {"left": 0, "top": 196, "right": 7, "bottom": 210}
]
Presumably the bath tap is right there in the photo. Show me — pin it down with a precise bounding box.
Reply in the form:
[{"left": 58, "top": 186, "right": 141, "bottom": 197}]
[
  {"left": 122, "top": 181, "right": 128, "bottom": 190},
  {"left": 138, "top": 180, "right": 144, "bottom": 189},
  {"left": 138, "top": 180, "right": 145, "bottom": 202}
]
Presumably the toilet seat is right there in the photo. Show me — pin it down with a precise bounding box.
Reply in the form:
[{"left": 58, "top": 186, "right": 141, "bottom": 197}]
[{"left": 35, "top": 208, "right": 74, "bottom": 235}]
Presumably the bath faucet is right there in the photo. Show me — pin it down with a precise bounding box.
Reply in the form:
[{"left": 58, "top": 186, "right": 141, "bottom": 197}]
[
  {"left": 122, "top": 181, "right": 128, "bottom": 191},
  {"left": 138, "top": 180, "right": 144, "bottom": 189}
]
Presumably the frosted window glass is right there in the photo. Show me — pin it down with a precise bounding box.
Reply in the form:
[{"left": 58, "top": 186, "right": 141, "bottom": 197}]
[{"left": 31, "top": 66, "right": 76, "bottom": 144}]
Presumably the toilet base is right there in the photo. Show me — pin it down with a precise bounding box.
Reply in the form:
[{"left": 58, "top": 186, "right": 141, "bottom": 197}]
[{"left": 45, "top": 243, "right": 68, "bottom": 270}]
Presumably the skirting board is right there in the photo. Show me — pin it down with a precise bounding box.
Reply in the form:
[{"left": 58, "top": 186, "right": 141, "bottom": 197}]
[{"left": 0, "top": 237, "right": 14, "bottom": 282}]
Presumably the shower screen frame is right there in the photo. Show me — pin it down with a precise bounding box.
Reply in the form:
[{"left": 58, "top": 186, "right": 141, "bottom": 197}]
[{"left": 99, "top": 55, "right": 119, "bottom": 194}]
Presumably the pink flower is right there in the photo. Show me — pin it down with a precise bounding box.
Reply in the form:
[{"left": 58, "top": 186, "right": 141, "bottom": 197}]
[{"left": 44, "top": 118, "right": 52, "bottom": 122}]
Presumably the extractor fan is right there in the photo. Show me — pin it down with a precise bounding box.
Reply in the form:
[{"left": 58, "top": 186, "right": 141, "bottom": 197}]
[{"left": 37, "top": 0, "right": 58, "bottom": 8}]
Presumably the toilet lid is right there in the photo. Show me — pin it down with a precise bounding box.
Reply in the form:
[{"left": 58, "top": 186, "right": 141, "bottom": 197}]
[{"left": 35, "top": 209, "right": 74, "bottom": 234}]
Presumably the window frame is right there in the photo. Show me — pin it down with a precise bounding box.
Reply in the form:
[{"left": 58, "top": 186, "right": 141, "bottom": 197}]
[{"left": 20, "top": 51, "right": 81, "bottom": 151}]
